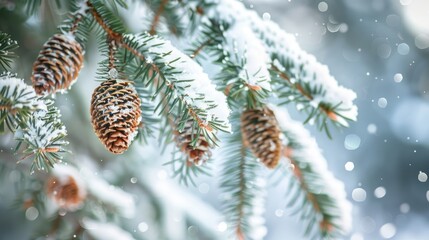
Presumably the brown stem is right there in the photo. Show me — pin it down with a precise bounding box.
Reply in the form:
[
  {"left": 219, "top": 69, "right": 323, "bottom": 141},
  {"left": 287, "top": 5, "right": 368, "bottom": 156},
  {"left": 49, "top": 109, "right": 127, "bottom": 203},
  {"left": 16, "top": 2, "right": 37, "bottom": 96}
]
[
  {"left": 191, "top": 39, "right": 213, "bottom": 59},
  {"left": 0, "top": 105, "right": 16, "bottom": 114},
  {"left": 69, "top": 13, "right": 84, "bottom": 34},
  {"left": 86, "top": 1, "right": 212, "bottom": 131},
  {"left": 149, "top": 0, "right": 169, "bottom": 35},
  {"left": 48, "top": 215, "right": 62, "bottom": 237},
  {"left": 236, "top": 227, "right": 245, "bottom": 240},
  {"left": 18, "top": 147, "right": 60, "bottom": 162},
  {"left": 107, "top": 38, "right": 117, "bottom": 70},
  {"left": 41, "top": 147, "right": 60, "bottom": 153},
  {"left": 271, "top": 64, "right": 338, "bottom": 121},
  {"left": 234, "top": 144, "right": 246, "bottom": 240},
  {"left": 87, "top": 1, "right": 122, "bottom": 40},
  {"left": 283, "top": 147, "right": 330, "bottom": 231}
]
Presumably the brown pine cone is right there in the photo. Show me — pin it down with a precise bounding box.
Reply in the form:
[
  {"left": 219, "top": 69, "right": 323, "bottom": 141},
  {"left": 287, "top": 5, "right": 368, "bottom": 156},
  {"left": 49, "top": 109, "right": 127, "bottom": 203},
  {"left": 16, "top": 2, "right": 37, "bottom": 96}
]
[
  {"left": 175, "top": 119, "right": 212, "bottom": 166},
  {"left": 90, "top": 80, "right": 141, "bottom": 154},
  {"left": 241, "top": 107, "right": 282, "bottom": 168},
  {"left": 31, "top": 34, "right": 84, "bottom": 95},
  {"left": 45, "top": 166, "right": 86, "bottom": 211}
]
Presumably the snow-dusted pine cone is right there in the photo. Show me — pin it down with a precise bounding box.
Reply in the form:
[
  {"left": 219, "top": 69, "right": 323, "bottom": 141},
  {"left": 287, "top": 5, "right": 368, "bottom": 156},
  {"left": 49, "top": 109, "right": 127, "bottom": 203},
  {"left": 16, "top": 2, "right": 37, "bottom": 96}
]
[
  {"left": 241, "top": 107, "right": 282, "bottom": 168},
  {"left": 175, "top": 119, "right": 212, "bottom": 166},
  {"left": 90, "top": 80, "right": 141, "bottom": 154},
  {"left": 31, "top": 34, "right": 84, "bottom": 95},
  {"left": 46, "top": 165, "right": 86, "bottom": 211}
]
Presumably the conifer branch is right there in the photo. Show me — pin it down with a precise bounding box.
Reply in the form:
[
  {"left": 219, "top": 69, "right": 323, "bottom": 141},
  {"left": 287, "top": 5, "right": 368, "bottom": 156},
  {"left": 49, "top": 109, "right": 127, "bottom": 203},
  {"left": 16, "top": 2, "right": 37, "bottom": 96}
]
[
  {"left": 271, "top": 106, "right": 352, "bottom": 238},
  {"left": 0, "top": 32, "right": 19, "bottom": 71},
  {"left": 190, "top": 20, "right": 270, "bottom": 109},
  {"left": 15, "top": 100, "right": 68, "bottom": 172},
  {"left": 86, "top": 0, "right": 231, "bottom": 146},
  {"left": 190, "top": 38, "right": 213, "bottom": 59},
  {"left": 271, "top": 63, "right": 338, "bottom": 121},
  {"left": 179, "top": 0, "right": 357, "bottom": 135},
  {"left": 68, "top": 7, "right": 86, "bottom": 35},
  {"left": 220, "top": 115, "right": 266, "bottom": 240},
  {"left": 144, "top": 0, "right": 188, "bottom": 35},
  {"left": 0, "top": 75, "right": 43, "bottom": 133},
  {"left": 0, "top": 35, "right": 68, "bottom": 172}
]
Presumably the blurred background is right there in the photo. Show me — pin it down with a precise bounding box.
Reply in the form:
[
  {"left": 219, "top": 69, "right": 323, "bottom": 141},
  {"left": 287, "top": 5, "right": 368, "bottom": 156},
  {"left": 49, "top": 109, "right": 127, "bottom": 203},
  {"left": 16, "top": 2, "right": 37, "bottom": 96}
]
[
  {"left": 1, "top": 0, "right": 429, "bottom": 239},
  {"left": 247, "top": 0, "right": 429, "bottom": 239}
]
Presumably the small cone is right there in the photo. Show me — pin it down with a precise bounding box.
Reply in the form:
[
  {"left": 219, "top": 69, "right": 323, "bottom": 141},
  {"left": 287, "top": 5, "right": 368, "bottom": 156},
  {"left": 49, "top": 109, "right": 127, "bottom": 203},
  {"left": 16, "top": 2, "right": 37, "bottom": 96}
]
[
  {"left": 31, "top": 34, "right": 84, "bottom": 95},
  {"left": 46, "top": 175, "right": 86, "bottom": 211},
  {"left": 241, "top": 107, "right": 282, "bottom": 168},
  {"left": 175, "top": 119, "right": 212, "bottom": 166},
  {"left": 90, "top": 80, "right": 141, "bottom": 154}
]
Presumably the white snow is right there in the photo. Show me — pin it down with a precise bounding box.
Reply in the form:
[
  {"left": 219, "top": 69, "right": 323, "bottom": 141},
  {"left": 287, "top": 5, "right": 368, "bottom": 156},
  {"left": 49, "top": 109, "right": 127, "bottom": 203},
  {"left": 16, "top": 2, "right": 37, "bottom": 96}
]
[
  {"left": 271, "top": 106, "right": 352, "bottom": 235},
  {"left": 0, "top": 75, "right": 45, "bottom": 111},
  {"left": 80, "top": 167, "right": 136, "bottom": 218},
  {"left": 52, "top": 164, "right": 87, "bottom": 194},
  {"left": 50, "top": 164, "right": 87, "bottom": 206},
  {"left": 83, "top": 219, "right": 135, "bottom": 240},
  {"left": 15, "top": 100, "right": 67, "bottom": 150},
  {"left": 74, "top": 0, "right": 89, "bottom": 16},
  {"left": 123, "top": 34, "right": 231, "bottom": 132},
  {"left": 19, "top": 105, "right": 67, "bottom": 149},
  {"left": 224, "top": 24, "right": 271, "bottom": 91},
  {"left": 207, "top": 0, "right": 358, "bottom": 125}
]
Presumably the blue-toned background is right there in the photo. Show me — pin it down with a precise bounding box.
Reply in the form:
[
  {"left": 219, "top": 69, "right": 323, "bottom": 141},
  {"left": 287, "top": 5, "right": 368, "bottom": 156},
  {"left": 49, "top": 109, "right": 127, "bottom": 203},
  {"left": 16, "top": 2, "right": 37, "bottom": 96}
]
[
  {"left": 244, "top": 0, "right": 429, "bottom": 239},
  {"left": 1, "top": 0, "right": 429, "bottom": 239}
]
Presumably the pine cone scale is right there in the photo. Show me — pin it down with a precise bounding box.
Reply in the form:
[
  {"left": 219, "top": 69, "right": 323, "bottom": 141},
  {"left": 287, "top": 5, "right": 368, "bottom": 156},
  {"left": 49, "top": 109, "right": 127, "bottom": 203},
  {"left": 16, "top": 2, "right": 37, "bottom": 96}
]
[
  {"left": 90, "top": 80, "right": 142, "bottom": 154},
  {"left": 32, "top": 34, "right": 84, "bottom": 95},
  {"left": 175, "top": 119, "right": 212, "bottom": 166},
  {"left": 241, "top": 107, "right": 282, "bottom": 168}
]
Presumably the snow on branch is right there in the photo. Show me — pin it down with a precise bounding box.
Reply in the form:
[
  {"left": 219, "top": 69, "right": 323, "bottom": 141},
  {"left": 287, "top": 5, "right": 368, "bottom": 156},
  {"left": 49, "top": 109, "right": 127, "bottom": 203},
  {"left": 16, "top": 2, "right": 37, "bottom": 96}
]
[
  {"left": 87, "top": 0, "right": 231, "bottom": 143},
  {"left": 15, "top": 99, "right": 68, "bottom": 172},
  {"left": 220, "top": 115, "right": 267, "bottom": 240},
  {"left": 224, "top": 24, "right": 271, "bottom": 92},
  {"left": 80, "top": 166, "right": 136, "bottom": 218},
  {"left": 190, "top": 19, "right": 271, "bottom": 109},
  {"left": 192, "top": 0, "right": 357, "bottom": 130},
  {"left": 271, "top": 106, "right": 352, "bottom": 238},
  {"left": 83, "top": 219, "right": 135, "bottom": 240},
  {"left": 122, "top": 33, "right": 231, "bottom": 134},
  {"left": 0, "top": 75, "right": 44, "bottom": 132},
  {"left": 0, "top": 32, "right": 19, "bottom": 70},
  {"left": 46, "top": 162, "right": 136, "bottom": 218}
]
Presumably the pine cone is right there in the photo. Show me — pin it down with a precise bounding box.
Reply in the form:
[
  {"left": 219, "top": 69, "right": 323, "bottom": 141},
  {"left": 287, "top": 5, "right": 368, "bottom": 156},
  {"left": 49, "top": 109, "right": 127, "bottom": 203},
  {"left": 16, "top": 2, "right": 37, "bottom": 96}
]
[
  {"left": 46, "top": 166, "right": 86, "bottom": 211},
  {"left": 90, "top": 80, "right": 141, "bottom": 154},
  {"left": 175, "top": 119, "right": 212, "bottom": 166},
  {"left": 241, "top": 107, "right": 282, "bottom": 168},
  {"left": 31, "top": 34, "right": 84, "bottom": 95}
]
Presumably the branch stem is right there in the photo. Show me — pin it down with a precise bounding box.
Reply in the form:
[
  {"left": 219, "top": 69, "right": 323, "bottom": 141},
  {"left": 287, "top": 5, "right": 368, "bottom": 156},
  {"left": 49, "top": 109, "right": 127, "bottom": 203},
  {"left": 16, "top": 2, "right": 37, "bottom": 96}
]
[
  {"left": 86, "top": 0, "right": 211, "bottom": 131},
  {"left": 149, "top": 0, "right": 169, "bottom": 35},
  {"left": 271, "top": 64, "right": 337, "bottom": 121},
  {"left": 283, "top": 147, "right": 328, "bottom": 229},
  {"left": 191, "top": 39, "right": 213, "bottom": 59},
  {"left": 235, "top": 143, "right": 246, "bottom": 240},
  {"left": 69, "top": 13, "right": 84, "bottom": 34}
]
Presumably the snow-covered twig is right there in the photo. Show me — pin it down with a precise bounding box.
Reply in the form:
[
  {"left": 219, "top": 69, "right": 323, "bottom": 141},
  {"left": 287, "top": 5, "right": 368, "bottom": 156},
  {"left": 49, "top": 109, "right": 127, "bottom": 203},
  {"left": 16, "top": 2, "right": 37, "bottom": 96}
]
[
  {"left": 15, "top": 99, "right": 68, "bottom": 172},
  {"left": 182, "top": 0, "right": 357, "bottom": 132},
  {"left": 0, "top": 75, "right": 43, "bottom": 132},
  {"left": 271, "top": 106, "right": 352, "bottom": 238}
]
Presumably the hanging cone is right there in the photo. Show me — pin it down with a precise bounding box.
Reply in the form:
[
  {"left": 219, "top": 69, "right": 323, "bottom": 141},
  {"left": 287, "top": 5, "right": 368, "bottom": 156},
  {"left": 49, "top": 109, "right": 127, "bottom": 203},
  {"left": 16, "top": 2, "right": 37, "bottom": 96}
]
[
  {"left": 45, "top": 165, "right": 86, "bottom": 211},
  {"left": 175, "top": 119, "right": 212, "bottom": 166},
  {"left": 241, "top": 107, "right": 282, "bottom": 168},
  {"left": 31, "top": 34, "right": 84, "bottom": 95},
  {"left": 90, "top": 80, "right": 141, "bottom": 154}
]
